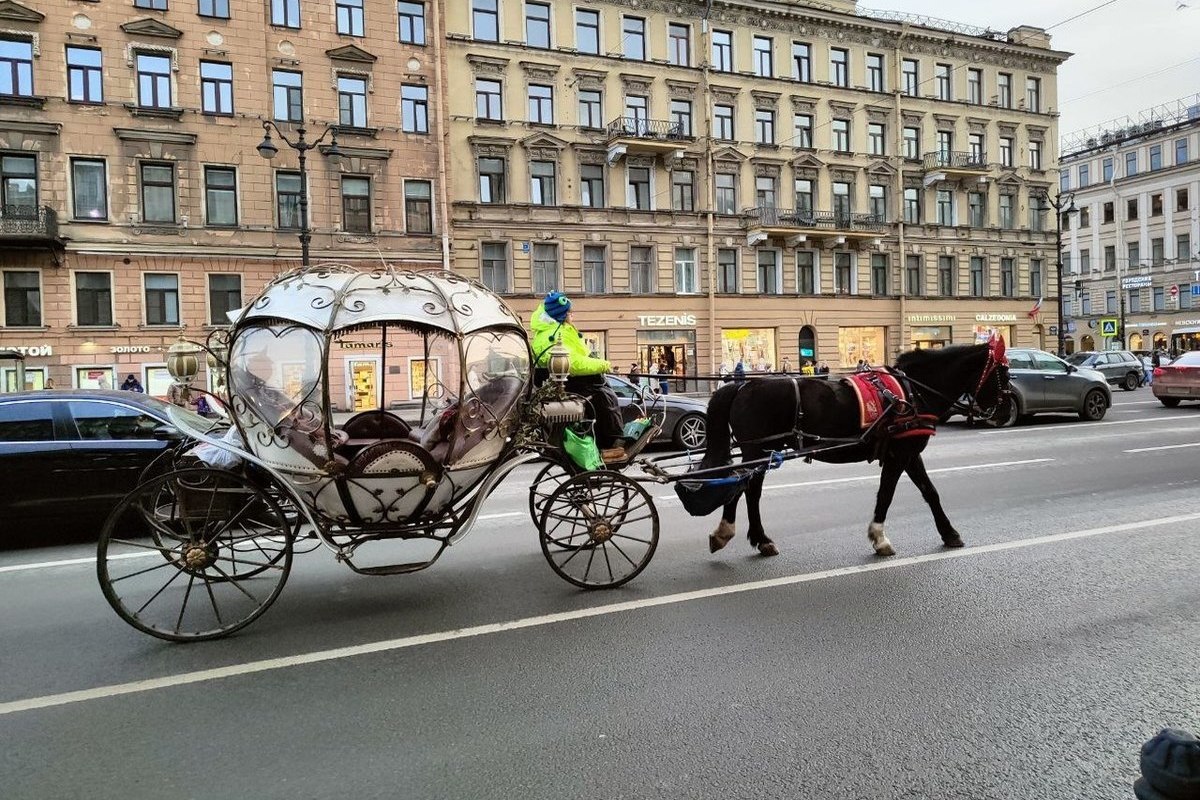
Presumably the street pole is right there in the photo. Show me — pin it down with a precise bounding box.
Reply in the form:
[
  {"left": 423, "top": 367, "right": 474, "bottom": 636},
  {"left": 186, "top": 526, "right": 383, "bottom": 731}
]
[
  {"left": 257, "top": 121, "right": 344, "bottom": 268},
  {"left": 1038, "top": 190, "right": 1075, "bottom": 357}
]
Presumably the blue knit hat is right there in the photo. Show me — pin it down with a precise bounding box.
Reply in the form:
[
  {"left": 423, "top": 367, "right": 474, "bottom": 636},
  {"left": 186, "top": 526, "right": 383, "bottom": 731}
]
[{"left": 544, "top": 291, "right": 571, "bottom": 323}]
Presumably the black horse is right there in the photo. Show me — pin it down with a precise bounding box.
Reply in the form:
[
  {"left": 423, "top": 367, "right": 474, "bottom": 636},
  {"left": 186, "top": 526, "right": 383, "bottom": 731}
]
[{"left": 700, "top": 340, "right": 1010, "bottom": 558}]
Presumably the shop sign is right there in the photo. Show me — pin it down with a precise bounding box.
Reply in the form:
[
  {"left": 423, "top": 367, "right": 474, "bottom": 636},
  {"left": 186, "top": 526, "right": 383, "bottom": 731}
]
[
  {"left": 1174, "top": 318, "right": 1200, "bottom": 327},
  {"left": 907, "top": 314, "right": 956, "bottom": 323},
  {"left": 2, "top": 344, "right": 52, "bottom": 357},
  {"left": 111, "top": 345, "right": 153, "bottom": 354},
  {"left": 638, "top": 314, "right": 696, "bottom": 327},
  {"left": 334, "top": 340, "right": 394, "bottom": 349},
  {"left": 974, "top": 313, "right": 1017, "bottom": 323},
  {"left": 1121, "top": 275, "right": 1152, "bottom": 289}
]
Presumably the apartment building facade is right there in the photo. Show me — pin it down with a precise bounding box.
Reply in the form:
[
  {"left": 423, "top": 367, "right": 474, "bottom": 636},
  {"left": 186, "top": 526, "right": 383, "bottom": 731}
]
[
  {"left": 446, "top": 0, "right": 1070, "bottom": 382},
  {"left": 0, "top": 0, "right": 446, "bottom": 407},
  {"left": 1060, "top": 94, "right": 1200, "bottom": 355}
]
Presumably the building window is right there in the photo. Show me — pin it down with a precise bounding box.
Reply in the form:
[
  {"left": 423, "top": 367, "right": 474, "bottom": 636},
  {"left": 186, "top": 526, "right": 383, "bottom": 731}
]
[
  {"left": 794, "top": 114, "right": 813, "bottom": 148},
  {"left": 797, "top": 250, "right": 816, "bottom": 295},
  {"left": 580, "top": 164, "right": 604, "bottom": 208},
  {"left": 753, "top": 36, "right": 773, "bottom": 78},
  {"left": 1153, "top": 286, "right": 1166, "bottom": 311},
  {"left": 1079, "top": 164, "right": 1090, "bottom": 187},
  {"left": 1104, "top": 245, "right": 1116, "bottom": 271},
  {"left": 712, "top": 30, "right": 733, "bottom": 72},
  {"left": 834, "top": 252, "right": 853, "bottom": 295},
  {"left": 905, "top": 254, "right": 922, "bottom": 296},
  {"left": 969, "top": 257, "right": 985, "bottom": 297},
  {"left": 1178, "top": 188, "right": 1190, "bottom": 212},
  {"left": 341, "top": 176, "right": 371, "bottom": 233},
  {"left": 71, "top": 158, "right": 106, "bottom": 221},
  {"left": 1176, "top": 137, "right": 1190, "bottom": 165},
  {"left": 337, "top": 75, "right": 367, "bottom": 127},
  {"left": 404, "top": 180, "right": 432, "bottom": 234},
  {"left": 582, "top": 245, "right": 607, "bottom": 293},
  {"left": 272, "top": 70, "right": 303, "bottom": 122},
  {"left": 903, "top": 126, "right": 919, "bottom": 160},
  {"left": 480, "top": 242, "right": 509, "bottom": 293},
  {"left": 475, "top": 78, "right": 502, "bottom": 120},
  {"left": 757, "top": 250, "right": 780, "bottom": 294},
  {"left": 998, "top": 73, "right": 1012, "bottom": 108},
  {"left": 1128, "top": 289, "right": 1141, "bottom": 314},
  {"left": 630, "top": 246, "right": 654, "bottom": 293},
  {"left": 866, "top": 53, "right": 884, "bottom": 92},
  {"left": 936, "top": 129, "right": 953, "bottom": 158},
  {"left": 398, "top": 1, "right": 426, "bottom": 44},
  {"left": 793, "top": 41, "right": 811, "bottom": 82},
  {"left": 576, "top": 9, "right": 600, "bottom": 54},
  {"left": 670, "top": 100, "right": 692, "bottom": 136},
  {"left": 478, "top": 157, "right": 505, "bottom": 203},
  {"left": 208, "top": 274, "right": 241, "bottom": 325},
  {"left": 756, "top": 176, "right": 777, "bottom": 209},
  {"left": 1080, "top": 207, "right": 1091, "bottom": 227},
  {"left": 1125, "top": 151, "right": 1137, "bottom": 177},
  {"left": 401, "top": 84, "right": 429, "bottom": 133},
  {"left": 1025, "top": 77, "right": 1041, "bottom": 112},
  {"left": 829, "top": 48, "right": 848, "bottom": 87},
  {"left": 832, "top": 118, "right": 849, "bottom": 153},
  {"left": 1149, "top": 144, "right": 1163, "bottom": 171},
  {"left": 204, "top": 166, "right": 237, "bottom": 227},
  {"left": 714, "top": 104, "right": 734, "bottom": 140},
  {"left": 674, "top": 248, "right": 698, "bottom": 293},
  {"left": 1103, "top": 202, "right": 1114, "bottom": 224},
  {"left": 671, "top": 169, "right": 694, "bottom": 212},
  {"left": 936, "top": 190, "right": 954, "bottom": 226},
  {"left": 871, "top": 254, "right": 888, "bottom": 296},
  {"left": 578, "top": 89, "right": 602, "bottom": 129},
  {"left": 200, "top": 0, "right": 230, "bottom": 17},
  {"left": 1000, "top": 258, "right": 1015, "bottom": 297},
  {"left": 271, "top": 0, "right": 300, "bottom": 27},
  {"left": 755, "top": 110, "right": 775, "bottom": 145},
  {"left": 715, "top": 172, "right": 736, "bottom": 214},
  {"left": 935, "top": 63, "right": 951, "bottom": 100},
  {"left": 276, "top": 172, "right": 301, "bottom": 229},
  {"left": 1178, "top": 233, "right": 1191, "bottom": 260},
  {"left": 624, "top": 94, "right": 647, "bottom": 130},
  {"left": 969, "top": 133, "right": 984, "bottom": 163},
  {"left": 668, "top": 22, "right": 690, "bottom": 66},
  {"left": 967, "top": 68, "right": 982, "bottom": 104},
  {"left": 937, "top": 256, "right": 954, "bottom": 296},
  {"left": 867, "top": 122, "right": 885, "bottom": 156},
  {"left": 530, "top": 160, "right": 556, "bottom": 205},
  {"left": 336, "top": 0, "right": 364, "bottom": 36},
  {"left": 200, "top": 61, "right": 233, "bottom": 115},
  {"left": 532, "top": 243, "right": 558, "bottom": 294},
  {"left": 1029, "top": 141, "right": 1042, "bottom": 170},
  {"left": 528, "top": 84, "right": 553, "bottom": 124},
  {"left": 901, "top": 59, "right": 918, "bottom": 96},
  {"left": 999, "top": 137, "right": 1014, "bottom": 168},
  {"left": 1151, "top": 194, "right": 1163, "bottom": 217},
  {"left": 1127, "top": 198, "right": 1139, "bottom": 221},
  {"left": 144, "top": 274, "right": 180, "bottom": 326},
  {"left": 831, "top": 181, "right": 850, "bottom": 221},
  {"left": 968, "top": 191, "right": 985, "bottom": 227},
  {"left": 473, "top": 0, "right": 499, "bottom": 41},
  {"left": 66, "top": 47, "right": 102, "bottom": 103},
  {"left": 628, "top": 166, "right": 650, "bottom": 210},
  {"left": 1102, "top": 157, "right": 1114, "bottom": 181},
  {"left": 1080, "top": 249, "right": 1091, "bottom": 271},
  {"left": 135, "top": 0, "right": 168, "bottom": 8},
  {"left": 1029, "top": 259, "right": 1042, "bottom": 296},
  {"left": 903, "top": 187, "right": 920, "bottom": 224},
  {"left": 1127, "top": 242, "right": 1140, "bottom": 269},
  {"left": 1151, "top": 237, "right": 1164, "bottom": 265},
  {"left": 1183, "top": 283, "right": 1194, "bottom": 310},
  {"left": 999, "top": 194, "right": 1014, "bottom": 228},
  {"left": 136, "top": 53, "right": 172, "bottom": 108},
  {"left": 795, "top": 178, "right": 813, "bottom": 213},
  {"left": 3, "top": 270, "right": 39, "bottom": 327},
  {"left": 1029, "top": 203, "right": 1045, "bottom": 232},
  {"left": 868, "top": 184, "right": 885, "bottom": 220},
  {"left": 623, "top": 16, "right": 646, "bottom": 60},
  {"left": 717, "top": 248, "right": 738, "bottom": 293},
  {"left": 525, "top": 2, "right": 550, "bottom": 48},
  {"left": 75, "top": 272, "right": 112, "bottom": 327},
  {"left": 139, "top": 163, "right": 174, "bottom": 223}
]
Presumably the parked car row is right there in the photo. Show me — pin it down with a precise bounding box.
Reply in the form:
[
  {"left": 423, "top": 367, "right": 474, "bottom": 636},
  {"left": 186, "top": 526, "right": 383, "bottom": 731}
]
[{"left": 1065, "top": 350, "right": 1146, "bottom": 391}]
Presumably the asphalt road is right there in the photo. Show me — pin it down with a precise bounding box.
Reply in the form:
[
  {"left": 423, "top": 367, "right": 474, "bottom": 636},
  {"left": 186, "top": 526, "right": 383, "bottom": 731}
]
[{"left": 1, "top": 391, "right": 1198, "bottom": 799}]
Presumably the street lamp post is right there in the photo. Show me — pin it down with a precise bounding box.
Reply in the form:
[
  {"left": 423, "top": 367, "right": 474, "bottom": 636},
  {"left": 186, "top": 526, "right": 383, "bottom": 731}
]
[
  {"left": 256, "top": 121, "right": 344, "bottom": 267},
  {"left": 1037, "top": 190, "right": 1077, "bottom": 357}
]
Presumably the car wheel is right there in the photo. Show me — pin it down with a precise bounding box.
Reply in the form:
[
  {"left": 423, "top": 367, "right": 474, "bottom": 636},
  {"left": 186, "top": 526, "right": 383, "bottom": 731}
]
[
  {"left": 1122, "top": 372, "right": 1139, "bottom": 391},
  {"left": 1079, "top": 389, "right": 1108, "bottom": 421},
  {"left": 673, "top": 413, "right": 707, "bottom": 450},
  {"left": 1159, "top": 397, "right": 1181, "bottom": 408},
  {"left": 985, "top": 396, "right": 1020, "bottom": 428}
]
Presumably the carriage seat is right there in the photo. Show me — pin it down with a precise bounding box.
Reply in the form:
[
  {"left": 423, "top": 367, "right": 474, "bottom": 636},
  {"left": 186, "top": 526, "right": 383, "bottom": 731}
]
[{"left": 340, "top": 409, "right": 412, "bottom": 441}]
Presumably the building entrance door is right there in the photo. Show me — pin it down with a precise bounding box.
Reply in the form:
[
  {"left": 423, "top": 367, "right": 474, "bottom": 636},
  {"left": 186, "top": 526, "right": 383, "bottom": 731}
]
[{"left": 348, "top": 358, "right": 379, "bottom": 411}]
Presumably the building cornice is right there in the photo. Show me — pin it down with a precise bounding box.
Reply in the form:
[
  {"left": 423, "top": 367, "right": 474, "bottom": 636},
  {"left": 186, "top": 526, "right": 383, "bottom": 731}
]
[{"left": 113, "top": 127, "right": 197, "bottom": 145}]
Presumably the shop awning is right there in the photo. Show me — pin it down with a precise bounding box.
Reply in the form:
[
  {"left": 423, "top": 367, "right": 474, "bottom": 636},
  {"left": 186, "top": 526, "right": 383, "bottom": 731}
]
[{"left": 1172, "top": 326, "right": 1200, "bottom": 335}]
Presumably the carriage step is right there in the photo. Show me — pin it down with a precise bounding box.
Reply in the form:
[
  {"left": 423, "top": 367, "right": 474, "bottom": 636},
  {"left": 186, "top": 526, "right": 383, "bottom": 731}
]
[{"left": 341, "top": 543, "right": 447, "bottom": 576}]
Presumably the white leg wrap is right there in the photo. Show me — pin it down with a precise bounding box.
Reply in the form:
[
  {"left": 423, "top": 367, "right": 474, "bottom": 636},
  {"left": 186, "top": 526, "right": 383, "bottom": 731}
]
[{"left": 868, "top": 522, "right": 896, "bottom": 557}]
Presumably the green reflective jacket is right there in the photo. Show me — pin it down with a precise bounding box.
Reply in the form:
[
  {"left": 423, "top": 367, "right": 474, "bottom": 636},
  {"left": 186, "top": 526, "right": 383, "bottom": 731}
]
[{"left": 529, "top": 302, "right": 610, "bottom": 376}]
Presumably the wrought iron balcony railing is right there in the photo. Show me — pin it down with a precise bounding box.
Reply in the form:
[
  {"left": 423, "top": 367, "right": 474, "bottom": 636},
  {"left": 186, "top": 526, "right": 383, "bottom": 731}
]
[
  {"left": 605, "top": 116, "right": 691, "bottom": 141},
  {"left": 746, "top": 207, "right": 888, "bottom": 233},
  {"left": 923, "top": 151, "right": 989, "bottom": 170},
  {"left": 0, "top": 205, "right": 59, "bottom": 240}
]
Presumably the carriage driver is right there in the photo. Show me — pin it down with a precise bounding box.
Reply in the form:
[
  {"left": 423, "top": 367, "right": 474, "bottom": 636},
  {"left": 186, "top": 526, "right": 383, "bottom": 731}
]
[{"left": 530, "top": 291, "right": 627, "bottom": 464}]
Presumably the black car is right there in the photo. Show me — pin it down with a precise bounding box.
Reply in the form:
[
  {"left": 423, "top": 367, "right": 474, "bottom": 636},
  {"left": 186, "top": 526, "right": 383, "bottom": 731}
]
[
  {"left": 1065, "top": 350, "right": 1145, "bottom": 391},
  {"left": 0, "top": 390, "right": 210, "bottom": 544},
  {"left": 605, "top": 375, "right": 708, "bottom": 450}
]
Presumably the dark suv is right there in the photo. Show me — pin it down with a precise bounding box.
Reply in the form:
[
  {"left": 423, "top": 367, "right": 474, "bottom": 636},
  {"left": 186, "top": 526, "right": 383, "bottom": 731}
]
[{"left": 1065, "top": 350, "right": 1145, "bottom": 391}]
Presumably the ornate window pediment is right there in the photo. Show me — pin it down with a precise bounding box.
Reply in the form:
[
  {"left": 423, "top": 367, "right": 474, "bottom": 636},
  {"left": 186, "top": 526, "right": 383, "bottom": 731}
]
[
  {"left": 933, "top": 114, "right": 958, "bottom": 128},
  {"left": 750, "top": 157, "right": 784, "bottom": 178},
  {"left": 865, "top": 159, "right": 896, "bottom": 177},
  {"left": 902, "top": 112, "right": 926, "bottom": 127},
  {"left": 0, "top": 0, "right": 44, "bottom": 24},
  {"left": 711, "top": 85, "right": 740, "bottom": 105},
  {"left": 326, "top": 44, "right": 376, "bottom": 64},
  {"left": 120, "top": 18, "right": 183, "bottom": 39},
  {"left": 829, "top": 101, "right": 855, "bottom": 118},
  {"left": 752, "top": 91, "right": 780, "bottom": 111},
  {"left": 468, "top": 135, "right": 513, "bottom": 159},
  {"left": 967, "top": 117, "right": 990, "bottom": 133},
  {"left": 666, "top": 79, "right": 697, "bottom": 100},
  {"left": 521, "top": 131, "right": 568, "bottom": 160},
  {"left": 712, "top": 145, "right": 747, "bottom": 165},
  {"left": 865, "top": 105, "right": 889, "bottom": 123},
  {"left": 519, "top": 60, "right": 558, "bottom": 81},
  {"left": 790, "top": 95, "right": 819, "bottom": 113},
  {"left": 996, "top": 171, "right": 1025, "bottom": 187},
  {"left": 791, "top": 152, "right": 824, "bottom": 170},
  {"left": 619, "top": 73, "right": 653, "bottom": 94},
  {"left": 574, "top": 146, "right": 606, "bottom": 165},
  {"left": 572, "top": 68, "right": 606, "bottom": 90},
  {"left": 467, "top": 54, "right": 509, "bottom": 76}
]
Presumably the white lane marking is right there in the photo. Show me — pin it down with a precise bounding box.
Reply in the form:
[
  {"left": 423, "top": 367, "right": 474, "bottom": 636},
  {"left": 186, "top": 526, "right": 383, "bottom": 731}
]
[
  {"left": 979, "top": 416, "right": 1200, "bottom": 435},
  {"left": 6, "top": 509, "right": 1197, "bottom": 718},
  {"left": 1123, "top": 442, "right": 1200, "bottom": 454},
  {"left": 0, "top": 511, "right": 529, "bottom": 576}
]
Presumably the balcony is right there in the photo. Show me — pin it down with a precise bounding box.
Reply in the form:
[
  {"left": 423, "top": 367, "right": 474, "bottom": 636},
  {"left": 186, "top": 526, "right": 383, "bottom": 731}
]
[
  {"left": 0, "top": 206, "right": 64, "bottom": 263},
  {"left": 605, "top": 117, "right": 692, "bottom": 164},
  {"left": 744, "top": 207, "right": 887, "bottom": 246},
  {"left": 922, "top": 151, "right": 990, "bottom": 186}
]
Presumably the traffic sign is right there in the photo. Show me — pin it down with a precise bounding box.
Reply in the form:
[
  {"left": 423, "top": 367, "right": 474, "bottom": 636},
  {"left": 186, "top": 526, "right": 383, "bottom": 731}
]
[
  {"left": 1099, "top": 318, "right": 1119, "bottom": 337},
  {"left": 1171, "top": 285, "right": 1179, "bottom": 297}
]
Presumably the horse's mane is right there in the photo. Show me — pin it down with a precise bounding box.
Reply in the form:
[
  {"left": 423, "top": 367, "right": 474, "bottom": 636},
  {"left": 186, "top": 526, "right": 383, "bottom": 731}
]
[{"left": 894, "top": 343, "right": 983, "bottom": 372}]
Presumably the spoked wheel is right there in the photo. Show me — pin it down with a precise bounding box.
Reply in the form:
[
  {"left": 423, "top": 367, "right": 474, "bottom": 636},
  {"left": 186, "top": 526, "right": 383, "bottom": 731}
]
[
  {"left": 538, "top": 471, "right": 659, "bottom": 589},
  {"left": 98, "top": 467, "right": 294, "bottom": 642},
  {"left": 528, "top": 459, "right": 576, "bottom": 530}
]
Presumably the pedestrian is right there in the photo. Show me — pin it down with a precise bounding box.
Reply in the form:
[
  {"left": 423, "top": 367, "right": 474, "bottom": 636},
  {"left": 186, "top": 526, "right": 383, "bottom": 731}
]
[
  {"left": 120, "top": 373, "right": 145, "bottom": 393},
  {"left": 801, "top": 360, "right": 815, "bottom": 376},
  {"left": 647, "top": 361, "right": 659, "bottom": 393},
  {"left": 628, "top": 362, "right": 641, "bottom": 386},
  {"left": 733, "top": 359, "right": 746, "bottom": 385},
  {"left": 781, "top": 357, "right": 791, "bottom": 374},
  {"left": 97, "top": 374, "right": 111, "bottom": 390},
  {"left": 657, "top": 359, "right": 670, "bottom": 395},
  {"left": 1142, "top": 353, "right": 1154, "bottom": 386},
  {"left": 43, "top": 378, "right": 55, "bottom": 390},
  {"left": 1152, "top": 349, "right": 1162, "bottom": 369}
]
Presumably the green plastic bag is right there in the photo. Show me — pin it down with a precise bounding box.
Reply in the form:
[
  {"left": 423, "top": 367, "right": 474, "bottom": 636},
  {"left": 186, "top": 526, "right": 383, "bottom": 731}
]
[
  {"left": 623, "top": 417, "right": 653, "bottom": 440},
  {"left": 563, "top": 426, "right": 603, "bottom": 471}
]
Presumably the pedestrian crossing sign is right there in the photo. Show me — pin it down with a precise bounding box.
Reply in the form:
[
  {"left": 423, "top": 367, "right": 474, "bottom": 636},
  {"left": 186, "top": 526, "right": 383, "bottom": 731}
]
[{"left": 1100, "top": 318, "right": 1119, "bottom": 337}]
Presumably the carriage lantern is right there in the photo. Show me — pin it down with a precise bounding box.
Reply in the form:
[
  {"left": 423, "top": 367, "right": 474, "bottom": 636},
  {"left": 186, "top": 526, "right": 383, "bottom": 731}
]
[
  {"left": 548, "top": 340, "right": 572, "bottom": 384},
  {"left": 166, "top": 335, "right": 202, "bottom": 385}
]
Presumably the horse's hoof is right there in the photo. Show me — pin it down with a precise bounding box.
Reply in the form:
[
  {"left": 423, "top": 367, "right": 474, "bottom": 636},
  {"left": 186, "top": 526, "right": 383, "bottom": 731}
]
[
  {"left": 942, "top": 535, "right": 965, "bottom": 549},
  {"left": 757, "top": 542, "right": 780, "bottom": 557},
  {"left": 709, "top": 520, "right": 735, "bottom": 553},
  {"left": 873, "top": 543, "right": 896, "bottom": 557}
]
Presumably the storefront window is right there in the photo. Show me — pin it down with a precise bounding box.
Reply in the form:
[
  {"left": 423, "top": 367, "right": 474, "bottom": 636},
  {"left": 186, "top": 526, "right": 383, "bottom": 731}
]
[
  {"left": 2, "top": 366, "right": 45, "bottom": 391},
  {"left": 636, "top": 329, "right": 696, "bottom": 392},
  {"left": 75, "top": 365, "right": 116, "bottom": 390},
  {"left": 973, "top": 324, "right": 1013, "bottom": 344},
  {"left": 144, "top": 365, "right": 173, "bottom": 399},
  {"left": 911, "top": 326, "right": 951, "bottom": 349},
  {"left": 838, "top": 326, "right": 885, "bottom": 368},
  {"left": 721, "top": 328, "right": 776, "bottom": 373},
  {"left": 579, "top": 331, "right": 606, "bottom": 359}
]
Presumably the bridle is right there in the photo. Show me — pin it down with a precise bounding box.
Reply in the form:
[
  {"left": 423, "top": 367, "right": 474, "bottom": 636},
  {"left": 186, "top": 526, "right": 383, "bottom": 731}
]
[{"left": 888, "top": 337, "right": 1011, "bottom": 424}]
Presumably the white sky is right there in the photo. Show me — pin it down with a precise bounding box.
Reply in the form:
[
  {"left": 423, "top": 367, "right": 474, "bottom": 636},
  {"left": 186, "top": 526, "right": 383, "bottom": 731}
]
[{"left": 874, "top": 0, "right": 1200, "bottom": 138}]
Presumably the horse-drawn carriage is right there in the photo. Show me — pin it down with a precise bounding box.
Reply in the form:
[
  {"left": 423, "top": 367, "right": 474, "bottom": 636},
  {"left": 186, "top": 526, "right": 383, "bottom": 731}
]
[{"left": 96, "top": 266, "right": 662, "bottom": 641}]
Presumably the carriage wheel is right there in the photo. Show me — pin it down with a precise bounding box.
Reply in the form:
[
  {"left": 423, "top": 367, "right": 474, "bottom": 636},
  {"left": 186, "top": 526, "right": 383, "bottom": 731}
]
[
  {"left": 528, "top": 459, "right": 576, "bottom": 530},
  {"left": 97, "top": 467, "right": 293, "bottom": 642},
  {"left": 538, "top": 471, "right": 659, "bottom": 589}
]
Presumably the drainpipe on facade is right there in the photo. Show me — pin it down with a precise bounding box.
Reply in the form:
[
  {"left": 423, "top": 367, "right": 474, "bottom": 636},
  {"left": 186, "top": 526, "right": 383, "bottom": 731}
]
[
  {"left": 431, "top": 0, "right": 452, "bottom": 270},
  {"left": 702, "top": 2, "right": 717, "bottom": 378},
  {"left": 893, "top": 24, "right": 910, "bottom": 358}
]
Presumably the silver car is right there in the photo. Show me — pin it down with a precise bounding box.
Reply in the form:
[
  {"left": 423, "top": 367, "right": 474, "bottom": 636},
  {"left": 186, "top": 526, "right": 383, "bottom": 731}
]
[{"left": 990, "top": 348, "right": 1112, "bottom": 426}]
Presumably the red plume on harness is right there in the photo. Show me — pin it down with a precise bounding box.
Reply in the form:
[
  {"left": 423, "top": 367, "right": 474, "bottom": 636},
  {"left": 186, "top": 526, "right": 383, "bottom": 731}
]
[{"left": 974, "top": 334, "right": 1008, "bottom": 396}]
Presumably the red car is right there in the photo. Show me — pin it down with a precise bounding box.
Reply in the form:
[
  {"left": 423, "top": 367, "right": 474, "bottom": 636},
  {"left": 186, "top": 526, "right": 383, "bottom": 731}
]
[{"left": 1153, "top": 351, "right": 1200, "bottom": 407}]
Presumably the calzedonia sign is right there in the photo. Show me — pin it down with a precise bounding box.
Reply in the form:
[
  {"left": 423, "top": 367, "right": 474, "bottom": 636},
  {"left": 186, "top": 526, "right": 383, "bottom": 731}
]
[{"left": 637, "top": 314, "right": 697, "bottom": 327}]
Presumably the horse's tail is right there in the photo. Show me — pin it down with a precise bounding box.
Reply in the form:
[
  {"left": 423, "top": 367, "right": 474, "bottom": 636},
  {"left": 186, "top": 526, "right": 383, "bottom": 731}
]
[{"left": 702, "top": 382, "right": 739, "bottom": 467}]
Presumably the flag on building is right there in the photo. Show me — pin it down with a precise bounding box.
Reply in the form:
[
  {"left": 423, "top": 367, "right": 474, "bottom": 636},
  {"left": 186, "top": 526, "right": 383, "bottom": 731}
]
[{"left": 1027, "top": 297, "right": 1043, "bottom": 319}]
